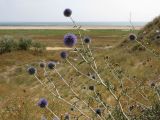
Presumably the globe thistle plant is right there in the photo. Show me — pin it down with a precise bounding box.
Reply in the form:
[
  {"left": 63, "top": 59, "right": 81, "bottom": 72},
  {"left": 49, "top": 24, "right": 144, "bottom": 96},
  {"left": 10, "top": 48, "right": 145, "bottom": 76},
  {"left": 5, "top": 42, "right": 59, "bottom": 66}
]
[
  {"left": 24, "top": 8, "right": 160, "bottom": 120},
  {"left": 64, "top": 33, "right": 77, "bottom": 47},
  {"left": 38, "top": 98, "right": 48, "bottom": 108},
  {"left": 60, "top": 51, "right": 68, "bottom": 59},
  {"left": 27, "top": 67, "right": 36, "bottom": 75},
  {"left": 64, "top": 8, "right": 72, "bottom": 17}
]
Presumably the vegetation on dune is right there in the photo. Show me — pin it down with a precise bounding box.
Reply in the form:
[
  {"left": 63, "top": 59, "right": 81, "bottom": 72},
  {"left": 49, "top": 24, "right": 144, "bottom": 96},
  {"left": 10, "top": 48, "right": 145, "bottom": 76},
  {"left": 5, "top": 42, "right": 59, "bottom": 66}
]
[
  {"left": 0, "top": 36, "right": 45, "bottom": 54},
  {"left": 138, "top": 16, "right": 160, "bottom": 41}
]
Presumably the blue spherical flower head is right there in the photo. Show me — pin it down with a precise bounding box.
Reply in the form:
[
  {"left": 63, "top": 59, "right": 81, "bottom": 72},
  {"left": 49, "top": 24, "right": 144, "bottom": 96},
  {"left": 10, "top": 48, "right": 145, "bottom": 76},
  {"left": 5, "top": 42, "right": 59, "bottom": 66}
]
[
  {"left": 128, "top": 33, "right": 137, "bottom": 41},
  {"left": 27, "top": 67, "right": 36, "bottom": 75},
  {"left": 38, "top": 98, "right": 48, "bottom": 108},
  {"left": 64, "top": 9, "right": 72, "bottom": 17},
  {"left": 83, "top": 36, "right": 91, "bottom": 44},
  {"left": 95, "top": 108, "right": 101, "bottom": 116},
  {"left": 48, "top": 61, "right": 56, "bottom": 70},
  {"left": 64, "top": 33, "right": 77, "bottom": 47},
  {"left": 60, "top": 51, "right": 68, "bottom": 59}
]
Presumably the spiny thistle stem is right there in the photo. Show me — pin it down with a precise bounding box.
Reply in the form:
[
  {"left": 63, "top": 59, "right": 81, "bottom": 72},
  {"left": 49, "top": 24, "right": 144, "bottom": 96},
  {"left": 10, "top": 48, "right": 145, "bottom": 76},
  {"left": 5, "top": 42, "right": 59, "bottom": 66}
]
[
  {"left": 125, "top": 94, "right": 149, "bottom": 108},
  {"left": 76, "top": 47, "right": 89, "bottom": 63},
  {"left": 104, "top": 59, "right": 150, "bottom": 102},
  {"left": 43, "top": 68, "right": 61, "bottom": 97},
  {"left": 90, "top": 65, "right": 130, "bottom": 120},
  {"left": 83, "top": 59, "right": 130, "bottom": 119},
  {"left": 46, "top": 106, "right": 59, "bottom": 119},
  {"left": 70, "top": 17, "right": 86, "bottom": 52},
  {"left": 34, "top": 74, "right": 57, "bottom": 97},
  {"left": 129, "top": 12, "right": 135, "bottom": 31},
  {"left": 104, "top": 60, "right": 150, "bottom": 108},
  {"left": 86, "top": 91, "right": 115, "bottom": 120},
  {"left": 34, "top": 74, "right": 90, "bottom": 119},
  {"left": 54, "top": 68, "right": 104, "bottom": 120},
  {"left": 136, "top": 40, "right": 160, "bottom": 59},
  {"left": 105, "top": 62, "right": 124, "bottom": 90},
  {"left": 87, "top": 44, "right": 98, "bottom": 70},
  {"left": 54, "top": 68, "right": 79, "bottom": 97},
  {"left": 93, "top": 91, "right": 115, "bottom": 120},
  {"left": 66, "top": 58, "right": 100, "bottom": 83}
]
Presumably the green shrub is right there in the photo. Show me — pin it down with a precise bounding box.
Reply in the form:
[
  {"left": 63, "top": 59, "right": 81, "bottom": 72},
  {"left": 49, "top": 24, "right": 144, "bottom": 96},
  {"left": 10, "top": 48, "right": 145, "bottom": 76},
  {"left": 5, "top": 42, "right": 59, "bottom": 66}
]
[
  {"left": 0, "top": 36, "right": 17, "bottom": 54},
  {"left": 18, "top": 37, "right": 32, "bottom": 50}
]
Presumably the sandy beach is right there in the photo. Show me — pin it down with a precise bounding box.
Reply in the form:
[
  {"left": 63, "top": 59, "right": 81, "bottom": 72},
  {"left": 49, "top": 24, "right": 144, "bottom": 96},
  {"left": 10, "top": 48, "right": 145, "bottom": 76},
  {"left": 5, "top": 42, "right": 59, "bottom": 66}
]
[{"left": 0, "top": 26, "right": 142, "bottom": 30}]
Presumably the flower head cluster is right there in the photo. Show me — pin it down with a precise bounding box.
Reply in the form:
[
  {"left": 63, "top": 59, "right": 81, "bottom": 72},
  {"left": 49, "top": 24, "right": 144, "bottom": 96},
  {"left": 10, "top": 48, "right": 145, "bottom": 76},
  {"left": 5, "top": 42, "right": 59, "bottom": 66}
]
[
  {"left": 38, "top": 98, "right": 48, "bottom": 108},
  {"left": 64, "top": 9, "right": 72, "bottom": 17},
  {"left": 64, "top": 33, "right": 77, "bottom": 47},
  {"left": 128, "top": 33, "right": 137, "bottom": 41},
  {"left": 28, "top": 67, "right": 36, "bottom": 75},
  {"left": 60, "top": 51, "right": 68, "bottom": 59}
]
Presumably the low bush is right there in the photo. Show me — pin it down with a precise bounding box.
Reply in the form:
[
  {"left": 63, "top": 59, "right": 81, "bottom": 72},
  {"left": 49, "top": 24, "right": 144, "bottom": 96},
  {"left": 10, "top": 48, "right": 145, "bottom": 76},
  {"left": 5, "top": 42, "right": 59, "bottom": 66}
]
[
  {"left": 0, "top": 36, "right": 17, "bottom": 54},
  {"left": 0, "top": 36, "right": 45, "bottom": 54},
  {"left": 18, "top": 37, "right": 32, "bottom": 50}
]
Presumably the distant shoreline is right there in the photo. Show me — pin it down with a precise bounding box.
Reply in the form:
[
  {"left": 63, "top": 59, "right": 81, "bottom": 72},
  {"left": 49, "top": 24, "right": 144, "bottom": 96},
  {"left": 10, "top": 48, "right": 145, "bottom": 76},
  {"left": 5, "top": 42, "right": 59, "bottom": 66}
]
[{"left": 0, "top": 26, "right": 142, "bottom": 30}]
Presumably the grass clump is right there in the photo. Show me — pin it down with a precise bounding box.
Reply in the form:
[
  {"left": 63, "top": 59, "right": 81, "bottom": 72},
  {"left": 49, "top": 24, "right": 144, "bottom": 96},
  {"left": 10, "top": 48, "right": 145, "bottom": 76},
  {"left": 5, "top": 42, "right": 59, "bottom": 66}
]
[
  {"left": 0, "top": 36, "right": 45, "bottom": 54},
  {"left": 18, "top": 37, "right": 32, "bottom": 50},
  {"left": 0, "top": 36, "right": 17, "bottom": 54}
]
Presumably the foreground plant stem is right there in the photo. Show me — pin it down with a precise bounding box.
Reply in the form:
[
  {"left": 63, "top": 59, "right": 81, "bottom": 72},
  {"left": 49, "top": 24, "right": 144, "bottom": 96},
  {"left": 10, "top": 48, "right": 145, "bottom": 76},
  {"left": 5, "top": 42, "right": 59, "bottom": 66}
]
[
  {"left": 69, "top": 16, "right": 130, "bottom": 119},
  {"left": 104, "top": 60, "right": 151, "bottom": 108},
  {"left": 90, "top": 65, "right": 130, "bottom": 120},
  {"left": 54, "top": 68, "right": 105, "bottom": 120},
  {"left": 34, "top": 74, "right": 91, "bottom": 119},
  {"left": 70, "top": 17, "right": 86, "bottom": 52},
  {"left": 46, "top": 106, "right": 59, "bottom": 119},
  {"left": 65, "top": 58, "right": 117, "bottom": 119},
  {"left": 66, "top": 58, "right": 100, "bottom": 83},
  {"left": 72, "top": 44, "right": 130, "bottom": 119}
]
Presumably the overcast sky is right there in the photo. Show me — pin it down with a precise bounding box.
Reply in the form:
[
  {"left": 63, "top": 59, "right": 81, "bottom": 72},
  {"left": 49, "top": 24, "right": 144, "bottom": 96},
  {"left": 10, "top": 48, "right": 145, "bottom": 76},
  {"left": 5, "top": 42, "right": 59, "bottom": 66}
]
[{"left": 0, "top": 0, "right": 160, "bottom": 22}]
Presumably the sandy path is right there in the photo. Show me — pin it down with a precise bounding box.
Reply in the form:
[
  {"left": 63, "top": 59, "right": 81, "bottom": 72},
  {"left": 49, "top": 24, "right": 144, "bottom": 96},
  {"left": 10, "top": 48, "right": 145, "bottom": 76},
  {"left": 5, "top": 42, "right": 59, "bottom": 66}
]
[
  {"left": 46, "top": 46, "right": 113, "bottom": 51},
  {"left": 46, "top": 47, "right": 73, "bottom": 51}
]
